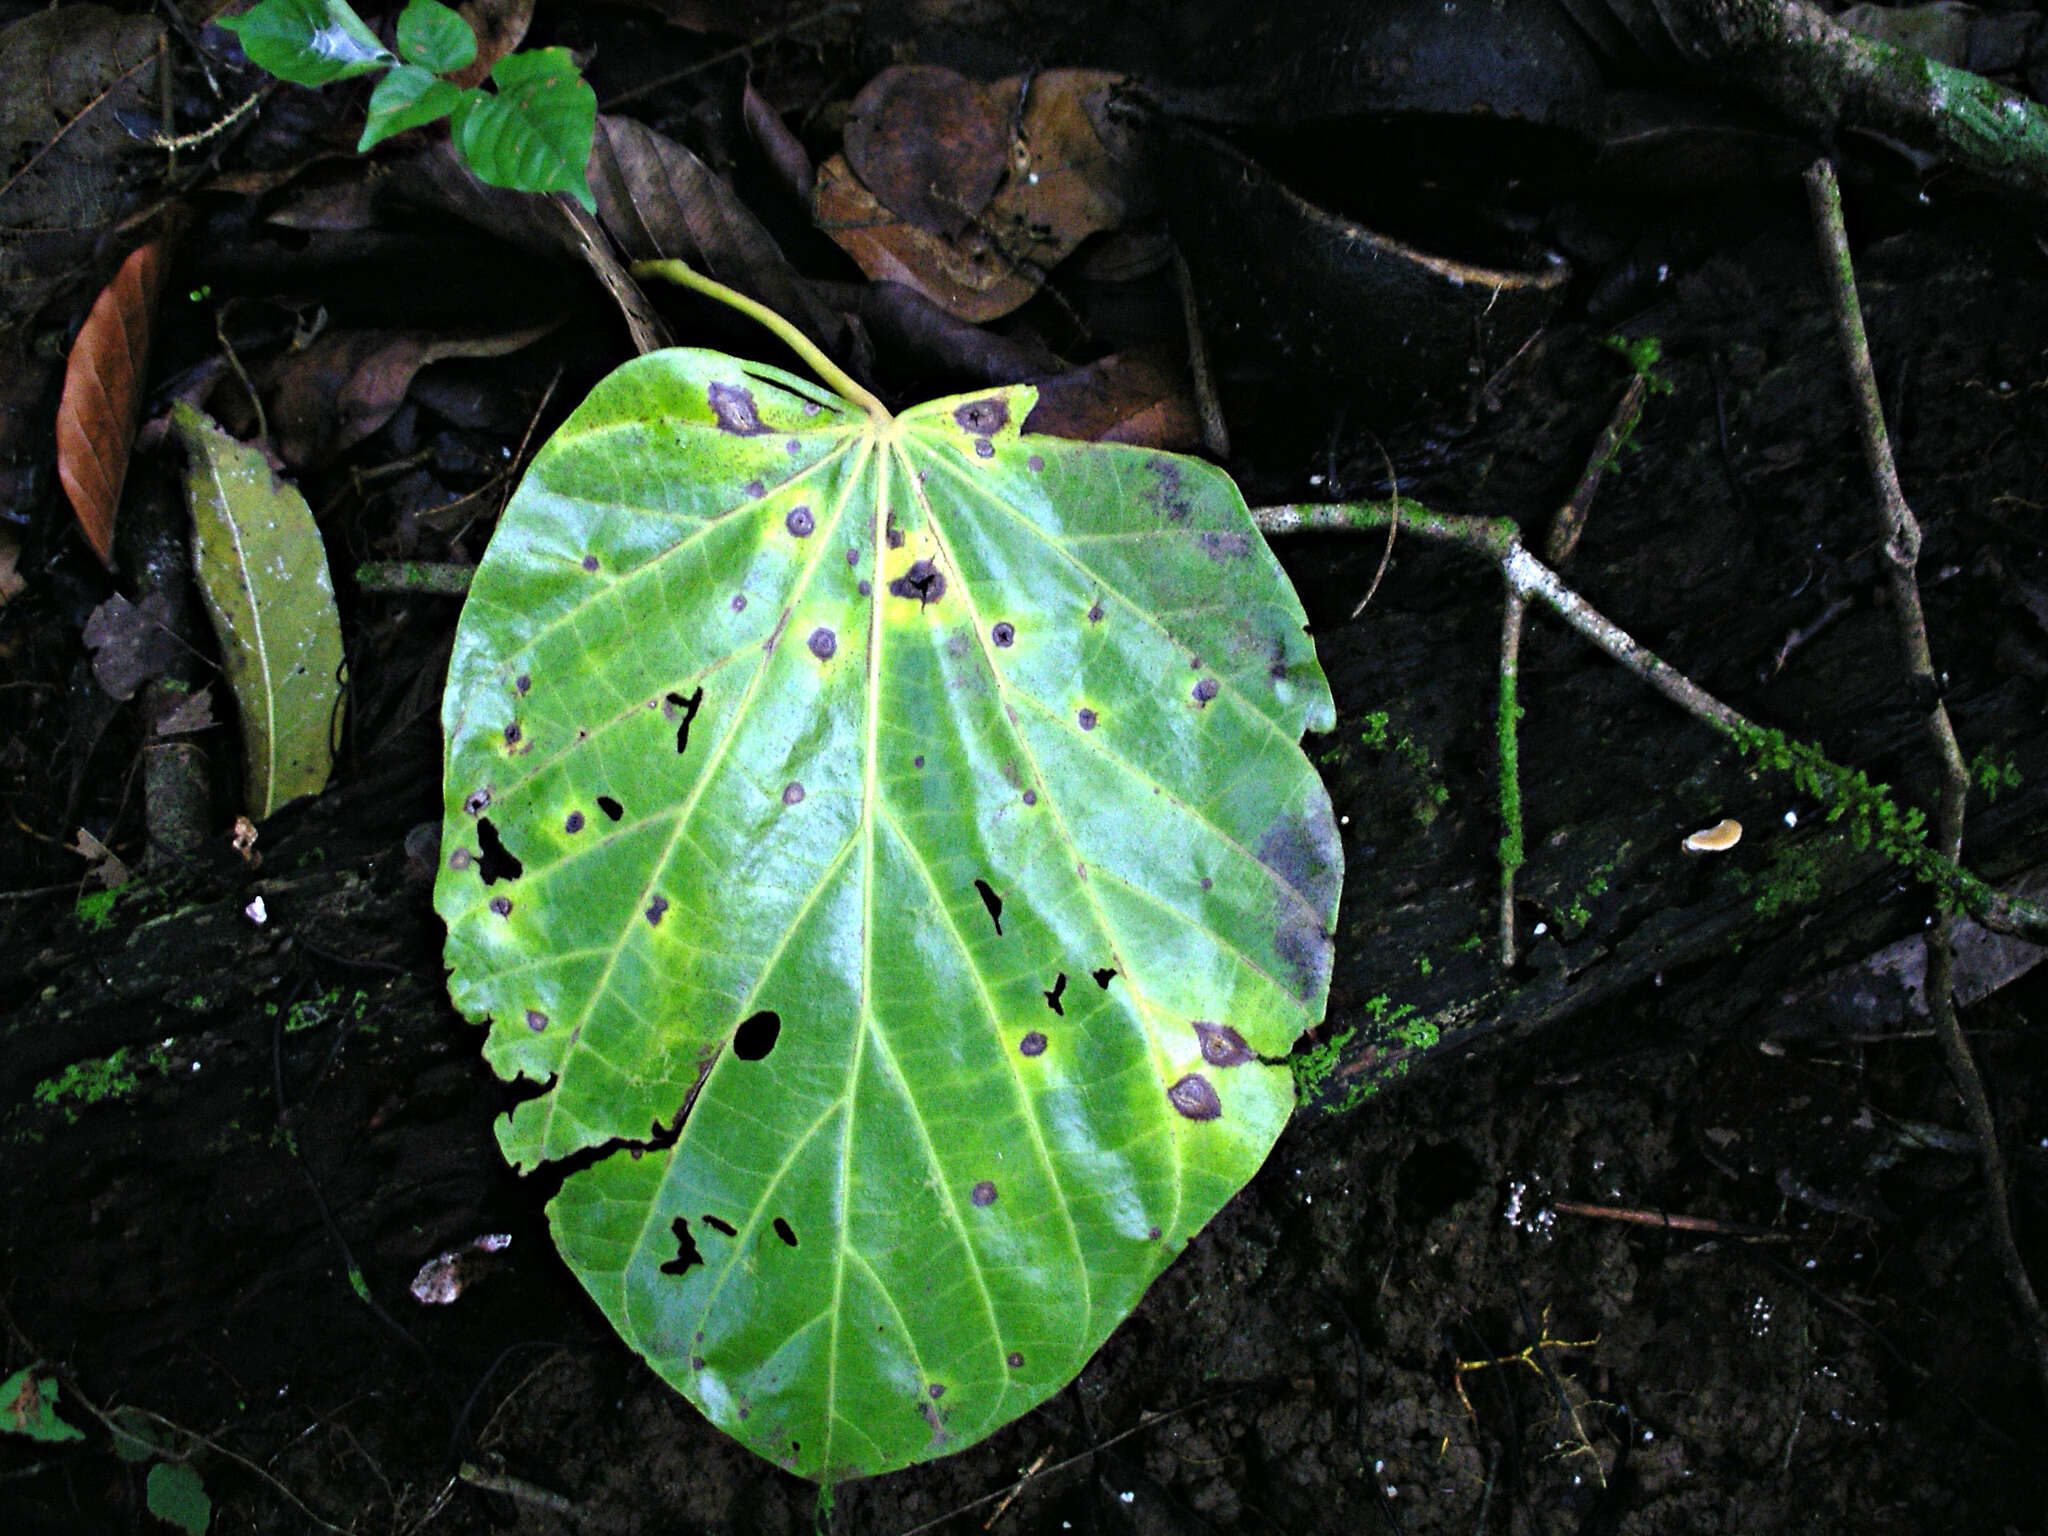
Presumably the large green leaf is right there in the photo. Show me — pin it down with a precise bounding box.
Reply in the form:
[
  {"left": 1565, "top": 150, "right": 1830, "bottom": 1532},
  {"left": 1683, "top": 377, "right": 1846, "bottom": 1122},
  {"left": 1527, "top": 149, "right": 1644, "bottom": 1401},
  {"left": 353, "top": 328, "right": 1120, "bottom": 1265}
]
[{"left": 436, "top": 350, "right": 1339, "bottom": 1480}]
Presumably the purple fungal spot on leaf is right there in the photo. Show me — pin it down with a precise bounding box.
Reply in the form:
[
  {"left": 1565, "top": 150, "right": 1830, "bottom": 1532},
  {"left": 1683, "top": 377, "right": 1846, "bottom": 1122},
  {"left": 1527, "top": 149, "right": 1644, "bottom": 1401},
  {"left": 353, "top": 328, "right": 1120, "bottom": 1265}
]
[
  {"left": 782, "top": 782, "right": 805, "bottom": 805},
  {"left": 564, "top": 810, "right": 584, "bottom": 833},
  {"left": 970, "top": 1180, "right": 997, "bottom": 1207},
  {"left": 1167, "top": 1073, "right": 1222, "bottom": 1120},
  {"left": 475, "top": 818, "right": 523, "bottom": 883},
  {"left": 1087, "top": 602, "right": 1104, "bottom": 624},
  {"left": 582, "top": 555, "right": 600, "bottom": 571},
  {"left": 731, "top": 594, "right": 748, "bottom": 612},
  {"left": 1194, "top": 677, "right": 1219, "bottom": 705},
  {"left": 888, "top": 559, "right": 945, "bottom": 606},
  {"left": 707, "top": 381, "right": 768, "bottom": 435},
  {"left": 927, "top": 1382, "right": 945, "bottom": 1399},
  {"left": 953, "top": 397, "right": 1008, "bottom": 436},
  {"left": 1148, "top": 1225, "right": 1163, "bottom": 1240},
  {"left": 489, "top": 896, "right": 512, "bottom": 917},
  {"left": 1027, "top": 454, "right": 1043, "bottom": 472},
  {"left": 774, "top": 1217, "right": 797, "bottom": 1247},
  {"left": 1019, "top": 1030, "right": 1046, "bottom": 1057},
  {"left": 973, "top": 439, "right": 994, "bottom": 459},
  {"left": 1194, "top": 1020, "right": 1253, "bottom": 1066},
  {"left": 515, "top": 673, "right": 530, "bottom": 694},
  {"left": 991, "top": 621, "right": 1015, "bottom": 647},
  {"left": 464, "top": 787, "right": 491, "bottom": 816},
  {"left": 913, "top": 755, "right": 924, "bottom": 768},
  {"left": 1077, "top": 708, "right": 1097, "bottom": 730},
  {"left": 448, "top": 848, "right": 473, "bottom": 870},
  {"left": 1007, "top": 1351, "right": 1024, "bottom": 1369},
  {"left": 597, "top": 795, "right": 624, "bottom": 821},
  {"left": 1023, "top": 789, "right": 1037, "bottom": 806},
  {"left": 786, "top": 506, "right": 814, "bottom": 537},
  {"left": 646, "top": 895, "right": 668, "bottom": 926},
  {"left": 973, "top": 879, "right": 1003, "bottom": 936},
  {"left": 692, "top": 1355, "right": 706, "bottom": 1369},
  {"left": 526, "top": 1009, "right": 547, "bottom": 1031},
  {"left": 734, "top": 1010, "right": 781, "bottom": 1060},
  {"left": 886, "top": 518, "right": 904, "bottom": 550},
  {"left": 846, "top": 547, "right": 858, "bottom": 566},
  {"left": 1092, "top": 967, "right": 1116, "bottom": 988},
  {"left": 660, "top": 1217, "right": 704, "bottom": 1276},
  {"left": 1198, "top": 530, "right": 1251, "bottom": 560},
  {"left": 808, "top": 627, "right": 837, "bottom": 660},
  {"left": 858, "top": 579, "right": 872, "bottom": 596},
  {"left": 503, "top": 722, "right": 521, "bottom": 745},
  {"left": 1200, "top": 876, "right": 1213, "bottom": 890},
  {"left": 1043, "top": 973, "right": 1066, "bottom": 1014},
  {"left": 745, "top": 479, "right": 765, "bottom": 499},
  {"left": 785, "top": 438, "right": 801, "bottom": 455}
]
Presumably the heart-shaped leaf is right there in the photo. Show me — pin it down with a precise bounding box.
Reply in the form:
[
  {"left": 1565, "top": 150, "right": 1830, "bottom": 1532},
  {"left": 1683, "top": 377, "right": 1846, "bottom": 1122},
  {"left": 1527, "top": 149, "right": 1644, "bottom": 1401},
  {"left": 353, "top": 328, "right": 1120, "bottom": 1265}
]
[
  {"left": 436, "top": 350, "right": 1338, "bottom": 1480},
  {"left": 359, "top": 63, "right": 467, "bottom": 152},
  {"left": 220, "top": 0, "right": 391, "bottom": 87},
  {"left": 452, "top": 47, "right": 595, "bottom": 209},
  {"left": 395, "top": 0, "right": 475, "bottom": 75}
]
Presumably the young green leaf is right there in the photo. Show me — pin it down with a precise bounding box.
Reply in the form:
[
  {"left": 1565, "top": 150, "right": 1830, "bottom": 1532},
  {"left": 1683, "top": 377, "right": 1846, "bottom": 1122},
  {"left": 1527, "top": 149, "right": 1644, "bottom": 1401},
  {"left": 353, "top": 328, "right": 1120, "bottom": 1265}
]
[
  {"left": 359, "top": 64, "right": 468, "bottom": 151},
  {"left": 219, "top": 0, "right": 390, "bottom": 86},
  {"left": 437, "top": 351, "right": 1339, "bottom": 1479},
  {"left": 145, "top": 1460, "right": 211, "bottom": 1536},
  {"left": 395, "top": 0, "right": 475, "bottom": 74},
  {"left": 451, "top": 48, "right": 596, "bottom": 209},
  {"left": 173, "top": 404, "right": 347, "bottom": 819},
  {"left": 1, "top": 1367, "right": 85, "bottom": 1442}
]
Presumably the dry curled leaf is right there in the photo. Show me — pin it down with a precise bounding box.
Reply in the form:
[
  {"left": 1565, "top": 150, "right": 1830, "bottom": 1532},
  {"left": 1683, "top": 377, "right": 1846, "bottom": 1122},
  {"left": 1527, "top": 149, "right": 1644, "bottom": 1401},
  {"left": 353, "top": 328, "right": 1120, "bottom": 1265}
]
[
  {"left": 81, "top": 590, "right": 177, "bottom": 701},
  {"left": 814, "top": 68, "right": 1140, "bottom": 323},
  {"left": 56, "top": 240, "right": 168, "bottom": 567},
  {"left": 70, "top": 826, "right": 131, "bottom": 889}
]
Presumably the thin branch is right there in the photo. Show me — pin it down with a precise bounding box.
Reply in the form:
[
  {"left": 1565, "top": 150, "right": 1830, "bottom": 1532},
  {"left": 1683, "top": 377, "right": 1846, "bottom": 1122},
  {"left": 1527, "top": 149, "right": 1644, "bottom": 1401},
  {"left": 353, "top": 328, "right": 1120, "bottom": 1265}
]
[
  {"left": 1804, "top": 154, "right": 2048, "bottom": 1403},
  {"left": 1497, "top": 590, "right": 1526, "bottom": 970}
]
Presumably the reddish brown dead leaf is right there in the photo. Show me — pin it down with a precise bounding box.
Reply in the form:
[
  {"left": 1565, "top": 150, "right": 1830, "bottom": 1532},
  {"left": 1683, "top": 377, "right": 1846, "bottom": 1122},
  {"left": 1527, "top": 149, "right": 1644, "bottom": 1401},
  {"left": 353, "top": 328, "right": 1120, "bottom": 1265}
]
[
  {"left": 843, "top": 66, "right": 1012, "bottom": 240},
  {"left": 814, "top": 69, "right": 1140, "bottom": 323},
  {"left": 448, "top": 0, "right": 534, "bottom": 89},
  {"left": 1024, "top": 346, "right": 1201, "bottom": 451},
  {"left": 263, "top": 319, "right": 561, "bottom": 468},
  {"left": 56, "top": 239, "right": 168, "bottom": 567}
]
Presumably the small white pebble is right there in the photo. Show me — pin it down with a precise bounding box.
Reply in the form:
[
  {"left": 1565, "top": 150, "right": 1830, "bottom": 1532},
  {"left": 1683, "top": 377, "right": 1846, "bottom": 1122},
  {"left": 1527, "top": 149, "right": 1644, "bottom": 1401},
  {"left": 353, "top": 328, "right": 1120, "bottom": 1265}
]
[
  {"left": 1783, "top": 809, "right": 1798, "bottom": 828},
  {"left": 1119, "top": 1491, "right": 1134, "bottom": 1505},
  {"left": 1532, "top": 922, "right": 1548, "bottom": 936},
  {"left": 245, "top": 895, "right": 267, "bottom": 925}
]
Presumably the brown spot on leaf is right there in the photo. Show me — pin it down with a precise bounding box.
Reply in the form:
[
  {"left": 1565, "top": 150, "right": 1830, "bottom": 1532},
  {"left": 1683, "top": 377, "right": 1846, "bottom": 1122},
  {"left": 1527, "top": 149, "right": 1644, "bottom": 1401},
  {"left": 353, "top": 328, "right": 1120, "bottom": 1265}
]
[
  {"left": 1007, "top": 1351, "right": 1024, "bottom": 1369},
  {"left": 1198, "top": 530, "right": 1251, "bottom": 560},
  {"left": 1147, "top": 456, "right": 1191, "bottom": 521},
  {"left": 731, "top": 594, "right": 748, "bottom": 612},
  {"left": 1259, "top": 811, "right": 1341, "bottom": 1001},
  {"left": 564, "top": 810, "right": 584, "bottom": 833},
  {"left": 1194, "top": 1020, "right": 1252, "bottom": 1066},
  {"left": 973, "top": 439, "right": 994, "bottom": 458},
  {"left": 991, "top": 621, "right": 1015, "bottom": 647},
  {"left": 808, "top": 627, "right": 837, "bottom": 660},
  {"left": 1019, "top": 1031, "right": 1046, "bottom": 1056},
  {"left": 646, "top": 895, "right": 668, "bottom": 926},
  {"left": 526, "top": 1009, "right": 547, "bottom": 1031},
  {"left": 503, "top": 723, "right": 521, "bottom": 745},
  {"left": 1200, "top": 876, "right": 1213, "bottom": 890},
  {"left": 845, "top": 547, "right": 859, "bottom": 566},
  {"left": 708, "top": 381, "right": 768, "bottom": 435},
  {"left": 582, "top": 555, "right": 600, "bottom": 571},
  {"left": 1077, "top": 708, "right": 1097, "bottom": 730},
  {"left": 913, "top": 755, "right": 924, "bottom": 768},
  {"left": 886, "top": 516, "right": 904, "bottom": 549},
  {"left": 1023, "top": 789, "right": 1037, "bottom": 805},
  {"left": 858, "top": 580, "right": 872, "bottom": 596},
  {"left": 448, "top": 848, "right": 473, "bottom": 870},
  {"left": 745, "top": 479, "right": 765, "bottom": 499},
  {"left": 927, "top": 1382, "right": 945, "bottom": 1400},
  {"left": 786, "top": 506, "right": 814, "bottom": 537},
  {"left": 1167, "top": 1073, "right": 1221, "bottom": 1120},
  {"left": 515, "top": 673, "right": 530, "bottom": 693},
  {"left": 970, "top": 1180, "right": 997, "bottom": 1207},
  {"left": 1027, "top": 454, "right": 1044, "bottom": 472},
  {"left": 888, "top": 559, "right": 946, "bottom": 606},
  {"left": 464, "top": 787, "right": 491, "bottom": 816},
  {"left": 489, "top": 896, "right": 512, "bottom": 917},
  {"left": 782, "top": 782, "right": 805, "bottom": 805},
  {"left": 1193, "top": 677, "right": 1219, "bottom": 705},
  {"left": 1087, "top": 602, "right": 1104, "bottom": 624}
]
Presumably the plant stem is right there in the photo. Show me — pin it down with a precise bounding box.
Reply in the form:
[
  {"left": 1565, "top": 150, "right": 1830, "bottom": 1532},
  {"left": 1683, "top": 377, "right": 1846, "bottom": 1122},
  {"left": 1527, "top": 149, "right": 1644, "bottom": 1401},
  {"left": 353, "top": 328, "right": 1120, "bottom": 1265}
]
[
  {"left": 1497, "top": 590, "right": 1526, "bottom": 971},
  {"left": 632, "top": 258, "right": 889, "bottom": 420}
]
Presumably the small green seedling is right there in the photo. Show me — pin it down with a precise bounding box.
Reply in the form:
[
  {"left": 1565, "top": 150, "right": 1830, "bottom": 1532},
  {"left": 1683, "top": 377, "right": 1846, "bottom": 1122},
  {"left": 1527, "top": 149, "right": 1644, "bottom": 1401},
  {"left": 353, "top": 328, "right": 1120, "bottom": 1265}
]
[{"left": 221, "top": 0, "right": 595, "bottom": 208}]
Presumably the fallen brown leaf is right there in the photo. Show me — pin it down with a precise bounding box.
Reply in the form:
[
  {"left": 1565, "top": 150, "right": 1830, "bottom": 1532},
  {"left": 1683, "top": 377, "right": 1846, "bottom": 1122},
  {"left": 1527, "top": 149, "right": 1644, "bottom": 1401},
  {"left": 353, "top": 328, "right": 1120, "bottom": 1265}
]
[
  {"left": 81, "top": 590, "right": 178, "bottom": 701},
  {"left": 814, "top": 69, "right": 1140, "bottom": 323},
  {"left": 1024, "top": 346, "right": 1201, "bottom": 451},
  {"left": 0, "top": 532, "right": 23, "bottom": 608},
  {"left": 449, "top": 0, "right": 534, "bottom": 89},
  {"left": 69, "top": 826, "right": 131, "bottom": 889},
  {"left": 56, "top": 239, "right": 168, "bottom": 567},
  {"left": 263, "top": 319, "right": 561, "bottom": 469}
]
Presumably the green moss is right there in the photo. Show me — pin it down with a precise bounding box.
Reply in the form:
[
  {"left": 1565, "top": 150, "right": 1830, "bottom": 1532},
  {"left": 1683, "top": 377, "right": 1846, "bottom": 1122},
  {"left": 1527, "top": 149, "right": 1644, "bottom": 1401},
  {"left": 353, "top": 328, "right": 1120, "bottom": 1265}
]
[
  {"left": 74, "top": 889, "right": 119, "bottom": 933},
  {"left": 1358, "top": 709, "right": 1452, "bottom": 825},
  {"left": 1970, "top": 749, "right": 2022, "bottom": 803},
  {"left": 32, "top": 1047, "right": 157, "bottom": 1122},
  {"left": 1291, "top": 1023, "right": 1356, "bottom": 1101},
  {"left": 1415, "top": 953, "right": 1433, "bottom": 977}
]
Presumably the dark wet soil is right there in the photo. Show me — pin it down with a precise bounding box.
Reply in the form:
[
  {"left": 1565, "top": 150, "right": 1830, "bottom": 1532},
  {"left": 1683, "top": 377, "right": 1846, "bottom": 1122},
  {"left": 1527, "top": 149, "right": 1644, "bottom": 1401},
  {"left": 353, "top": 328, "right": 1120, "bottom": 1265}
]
[{"left": 8, "top": 11, "right": 2048, "bottom": 1534}]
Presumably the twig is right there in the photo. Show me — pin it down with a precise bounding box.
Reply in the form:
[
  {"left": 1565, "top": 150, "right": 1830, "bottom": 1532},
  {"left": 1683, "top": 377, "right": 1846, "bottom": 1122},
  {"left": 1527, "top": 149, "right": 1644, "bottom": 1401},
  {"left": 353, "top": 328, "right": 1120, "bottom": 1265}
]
[
  {"left": 1546, "top": 374, "right": 1647, "bottom": 567},
  {"left": 1252, "top": 498, "right": 2048, "bottom": 943},
  {"left": 1550, "top": 1200, "right": 1793, "bottom": 1240},
  {"left": 892, "top": 1396, "right": 1226, "bottom": 1536},
  {"left": 1171, "top": 245, "right": 1230, "bottom": 460},
  {"left": 1803, "top": 155, "right": 2048, "bottom": 1404}
]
